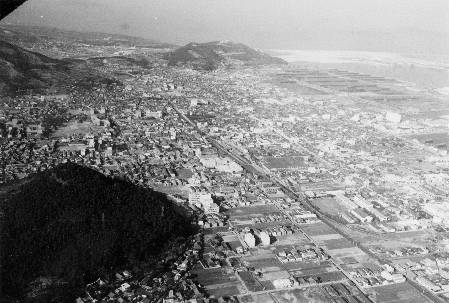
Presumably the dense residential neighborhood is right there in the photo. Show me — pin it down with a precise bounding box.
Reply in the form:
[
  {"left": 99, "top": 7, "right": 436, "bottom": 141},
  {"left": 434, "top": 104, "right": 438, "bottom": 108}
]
[{"left": 2, "top": 23, "right": 449, "bottom": 303}]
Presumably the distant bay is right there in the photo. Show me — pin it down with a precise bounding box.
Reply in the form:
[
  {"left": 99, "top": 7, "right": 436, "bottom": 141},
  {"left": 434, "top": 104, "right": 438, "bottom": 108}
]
[{"left": 267, "top": 49, "right": 449, "bottom": 91}]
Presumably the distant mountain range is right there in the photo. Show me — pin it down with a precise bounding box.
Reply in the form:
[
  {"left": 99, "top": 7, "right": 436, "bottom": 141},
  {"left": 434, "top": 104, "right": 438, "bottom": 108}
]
[
  {"left": 0, "top": 39, "right": 118, "bottom": 95},
  {"left": 166, "top": 40, "right": 287, "bottom": 70},
  {"left": 0, "top": 24, "right": 174, "bottom": 48},
  {"left": 0, "top": 25, "right": 288, "bottom": 95}
]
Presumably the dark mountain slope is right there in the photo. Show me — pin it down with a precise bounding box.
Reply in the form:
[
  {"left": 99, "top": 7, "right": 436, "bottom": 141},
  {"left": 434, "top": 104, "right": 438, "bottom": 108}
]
[
  {"left": 0, "top": 40, "right": 118, "bottom": 95},
  {"left": 166, "top": 40, "right": 287, "bottom": 70},
  {"left": 0, "top": 163, "right": 196, "bottom": 302}
]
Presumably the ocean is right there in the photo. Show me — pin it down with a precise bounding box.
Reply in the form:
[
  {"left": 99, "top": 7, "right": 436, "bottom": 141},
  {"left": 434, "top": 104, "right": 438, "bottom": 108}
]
[{"left": 267, "top": 49, "right": 449, "bottom": 93}]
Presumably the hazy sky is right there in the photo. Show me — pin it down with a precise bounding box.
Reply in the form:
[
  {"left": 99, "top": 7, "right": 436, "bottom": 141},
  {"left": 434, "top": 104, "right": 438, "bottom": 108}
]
[{"left": 3, "top": 0, "right": 449, "bottom": 52}]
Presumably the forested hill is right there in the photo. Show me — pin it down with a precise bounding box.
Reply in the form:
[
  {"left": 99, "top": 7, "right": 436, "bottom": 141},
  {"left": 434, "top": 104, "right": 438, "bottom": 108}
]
[
  {"left": 0, "top": 39, "right": 119, "bottom": 96},
  {"left": 166, "top": 40, "right": 287, "bottom": 70},
  {"left": 0, "top": 163, "right": 196, "bottom": 302}
]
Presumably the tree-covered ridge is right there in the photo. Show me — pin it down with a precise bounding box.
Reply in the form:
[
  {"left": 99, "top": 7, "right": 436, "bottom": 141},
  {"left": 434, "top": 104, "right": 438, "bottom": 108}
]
[
  {"left": 0, "top": 40, "right": 119, "bottom": 96},
  {"left": 166, "top": 41, "right": 287, "bottom": 70},
  {"left": 0, "top": 163, "right": 196, "bottom": 301}
]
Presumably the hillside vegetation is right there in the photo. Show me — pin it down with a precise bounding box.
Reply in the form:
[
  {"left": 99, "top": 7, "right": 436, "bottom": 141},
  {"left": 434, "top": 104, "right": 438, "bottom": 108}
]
[
  {"left": 166, "top": 40, "right": 287, "bottom": 70},
  {"left": 0, "top": 163, "right": 196, "bottom": 302},
  {"left": 0, "top": 40, "right": 118, "bottom": 95}
]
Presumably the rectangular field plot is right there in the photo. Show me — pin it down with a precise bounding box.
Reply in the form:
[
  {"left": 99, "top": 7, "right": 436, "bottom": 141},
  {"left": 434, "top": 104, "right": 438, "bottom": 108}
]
[
  {"left": 251, "top": 293, "right": 276, "bottom": 303},
  {"left": 221, "top": 233, "right": 240, "bottom": 242},
  {"left": 294, "top": 270, "right": 346, "bottom": 284},
  {"left": 411, "top": 132, "right": 449, "bottom": 148},
  {"left": 263, "top": 282, "right": 372, "bottom": 303},
  {"left": 235, "top": 221, "right": 291, "bottom": 229},
  {"left": 203, "top": 226, "right": 229, "bottom": 235},
  {"left": 373, "top": 283, "right": 432, "bottom": 303},
  {"left": 205, "top": 284, "right": 241, "bottom": 297},
  {"left": 327, "top": 247, "right": 367, "bottom": 261},
  {"left": 270, "top": 287, "right": 329, "bottom": 303},
  {"left": 324, "top": 238, "right": 356, "bottom": 250},
  {"left": 340, "top": 256, "right": 359, "bottom": 264},
  {"left": 288, "top": 262, "right": 337, "bottom": 276},
  {"left": 260, "top": 269, "right": 290, "bottom": 281},
  {"left": 191, "top": 266, "right": 238, "bottom": 287},
  {"left": 311, "top": 197, "right": 349, "bottom": 216},
  {"left": 311, "top": 234, "right": 343, "bottom": 241},
  {"left": 238, "top": 271, "right": 266, "bottom": 292},
  {"left": 243, "top": 256, "right": 284, "bottom": 269},
  {"left": 273, "top": 79, "right": 329, "bottom": 95},
  {"left": 301, "top": 222, "right": 337, "bottom": 237},
  {"left": 264, "top": 156, "right": 306, "bottom": 169},
  {"left": 225, "top": 205, "right": 279, "bottom": 217},
  {"left": 273, "top": 234, "right": 311, "bottom": 246}
]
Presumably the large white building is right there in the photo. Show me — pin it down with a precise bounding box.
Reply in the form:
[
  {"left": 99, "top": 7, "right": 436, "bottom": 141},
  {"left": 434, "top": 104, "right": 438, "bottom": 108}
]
[
  {"left": 145, "top": 110, "right": 162, "bottom": 119},
  {"left": 199, "top": 155, "right": 243, "bottom": 173},
  {"left": 205, "top": 202, "right": 220, "bottom": 214},
  {"left": 257, "top": 231, "right": 270, "bottom": 246},
  {"left": 273, "top": 278, "right": 293, "bottom": 289},
  {"left": 385, "top": 111, "right": 402, "bottom": 123},
  {"left": 190, "top": 98, "right": 198, "bottom": 107},
  {"left": 244, "top": 233, "right": 256, "bottom": 248},
  {"left": 189, "top": 187, "right": 214, "bottom": 211},
  {"left": 423, "top": 202, "right": 449, "bottom": 227},
  {"left": 350, "top": 208, "right": 373, "bottom": 223}
]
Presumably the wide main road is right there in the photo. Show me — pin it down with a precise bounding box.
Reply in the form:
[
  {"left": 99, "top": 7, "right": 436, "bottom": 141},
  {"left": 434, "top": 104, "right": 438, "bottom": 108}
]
[{"left": 169, "top": 101, "right": 443, "bottom": 303}]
